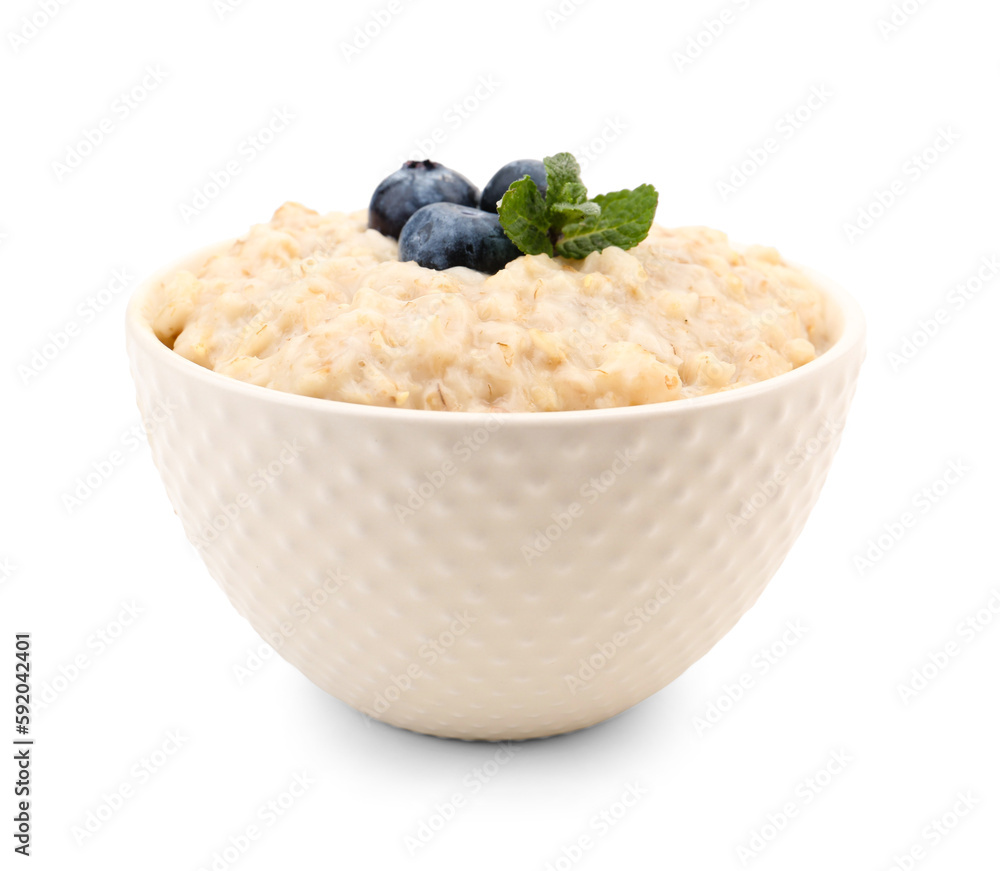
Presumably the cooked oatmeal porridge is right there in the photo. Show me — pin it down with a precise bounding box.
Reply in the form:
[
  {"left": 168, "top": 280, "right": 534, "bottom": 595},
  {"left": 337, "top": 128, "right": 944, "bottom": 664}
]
[{"left": 149, "top": 202, "right": 831, "bottom": 412}]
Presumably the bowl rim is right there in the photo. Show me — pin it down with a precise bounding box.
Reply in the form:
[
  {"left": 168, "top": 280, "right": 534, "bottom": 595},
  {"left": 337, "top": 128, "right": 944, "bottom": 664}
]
[{"left": 125, "top": 238, "right": 867, "bottom": 426}]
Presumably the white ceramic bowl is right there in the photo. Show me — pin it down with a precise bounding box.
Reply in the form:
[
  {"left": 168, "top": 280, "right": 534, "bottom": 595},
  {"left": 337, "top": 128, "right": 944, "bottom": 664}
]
[{"left": 126, "top": 244, "right": 865, "bottom": 740}]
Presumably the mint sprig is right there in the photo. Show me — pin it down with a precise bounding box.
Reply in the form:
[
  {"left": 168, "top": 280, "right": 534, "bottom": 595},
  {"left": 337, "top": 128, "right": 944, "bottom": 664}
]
[
  {"left": 497, "top": 176, "right": 552, "bottom": 256},
  {"left": 497, "top": 152, "right": 658, "bottom": 259}
]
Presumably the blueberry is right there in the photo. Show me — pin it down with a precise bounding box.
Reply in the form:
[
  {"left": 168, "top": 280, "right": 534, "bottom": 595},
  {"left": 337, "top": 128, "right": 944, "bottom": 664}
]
[
  {"left": 368, "top": 160, "right": 480, "bottom": 239},
  {"left": 480, "top": 159, "right": 548, "bottom": 214},
  {"left": 398, "top": 203, "right": 521, "bottom": 274}
]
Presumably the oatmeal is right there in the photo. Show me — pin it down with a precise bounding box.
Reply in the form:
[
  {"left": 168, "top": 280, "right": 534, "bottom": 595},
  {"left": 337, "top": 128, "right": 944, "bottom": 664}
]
[{"left": 148, "top": 202, "right": 831, "bottom": 412}]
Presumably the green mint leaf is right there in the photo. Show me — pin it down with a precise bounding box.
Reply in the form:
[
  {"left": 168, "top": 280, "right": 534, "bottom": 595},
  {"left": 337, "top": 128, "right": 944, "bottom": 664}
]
[
  {"left": 497, "top": 176, "right": 553, "bottom": 256},
  {"left": 550, "top": 200, "right": 601, "bottom": 223},
  {"left": 495, "top": 152, "right": 659, "bottom": 259},
  {"left": 543, "top": 153, "right": 586, "bottom": 210},
  {"left": 558, "top": 182, "right": 589, "bottom": 205},
  {"left": 555, "top": 184, "right": 659, "bottom": 259}
]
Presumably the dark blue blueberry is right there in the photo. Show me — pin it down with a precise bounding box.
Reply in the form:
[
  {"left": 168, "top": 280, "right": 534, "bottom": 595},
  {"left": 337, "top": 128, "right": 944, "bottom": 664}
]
[
  {"left": 368, "top": 160, "right": 480, "bottom": 239},
  {"left": 479, "top": 159, "right": 548, "bottom": 213},
  {"left": 398, "top": 203, "right": 521, "bottom": 274}
]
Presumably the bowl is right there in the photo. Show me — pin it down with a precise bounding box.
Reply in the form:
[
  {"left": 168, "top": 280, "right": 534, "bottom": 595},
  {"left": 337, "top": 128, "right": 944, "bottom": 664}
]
[{"left": 125, "top": 243, "right": 865, "bottom": 741}]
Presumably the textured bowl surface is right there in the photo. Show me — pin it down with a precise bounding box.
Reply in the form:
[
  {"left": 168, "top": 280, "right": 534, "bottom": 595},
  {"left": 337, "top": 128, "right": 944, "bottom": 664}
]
[{"left": 126, "top": 245, "right": 865, "bottom": 740}]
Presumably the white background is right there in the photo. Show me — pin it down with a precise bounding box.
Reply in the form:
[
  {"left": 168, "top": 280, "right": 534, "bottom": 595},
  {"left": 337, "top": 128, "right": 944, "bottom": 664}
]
[{"left": 2, "top": 0, "right": 998, "bottom": 868}]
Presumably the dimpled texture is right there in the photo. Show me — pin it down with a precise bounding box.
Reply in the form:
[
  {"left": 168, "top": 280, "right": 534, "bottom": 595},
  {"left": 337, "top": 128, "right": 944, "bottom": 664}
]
[{"left": 126, "top": 251, "right": 865, "bottom": 741}]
